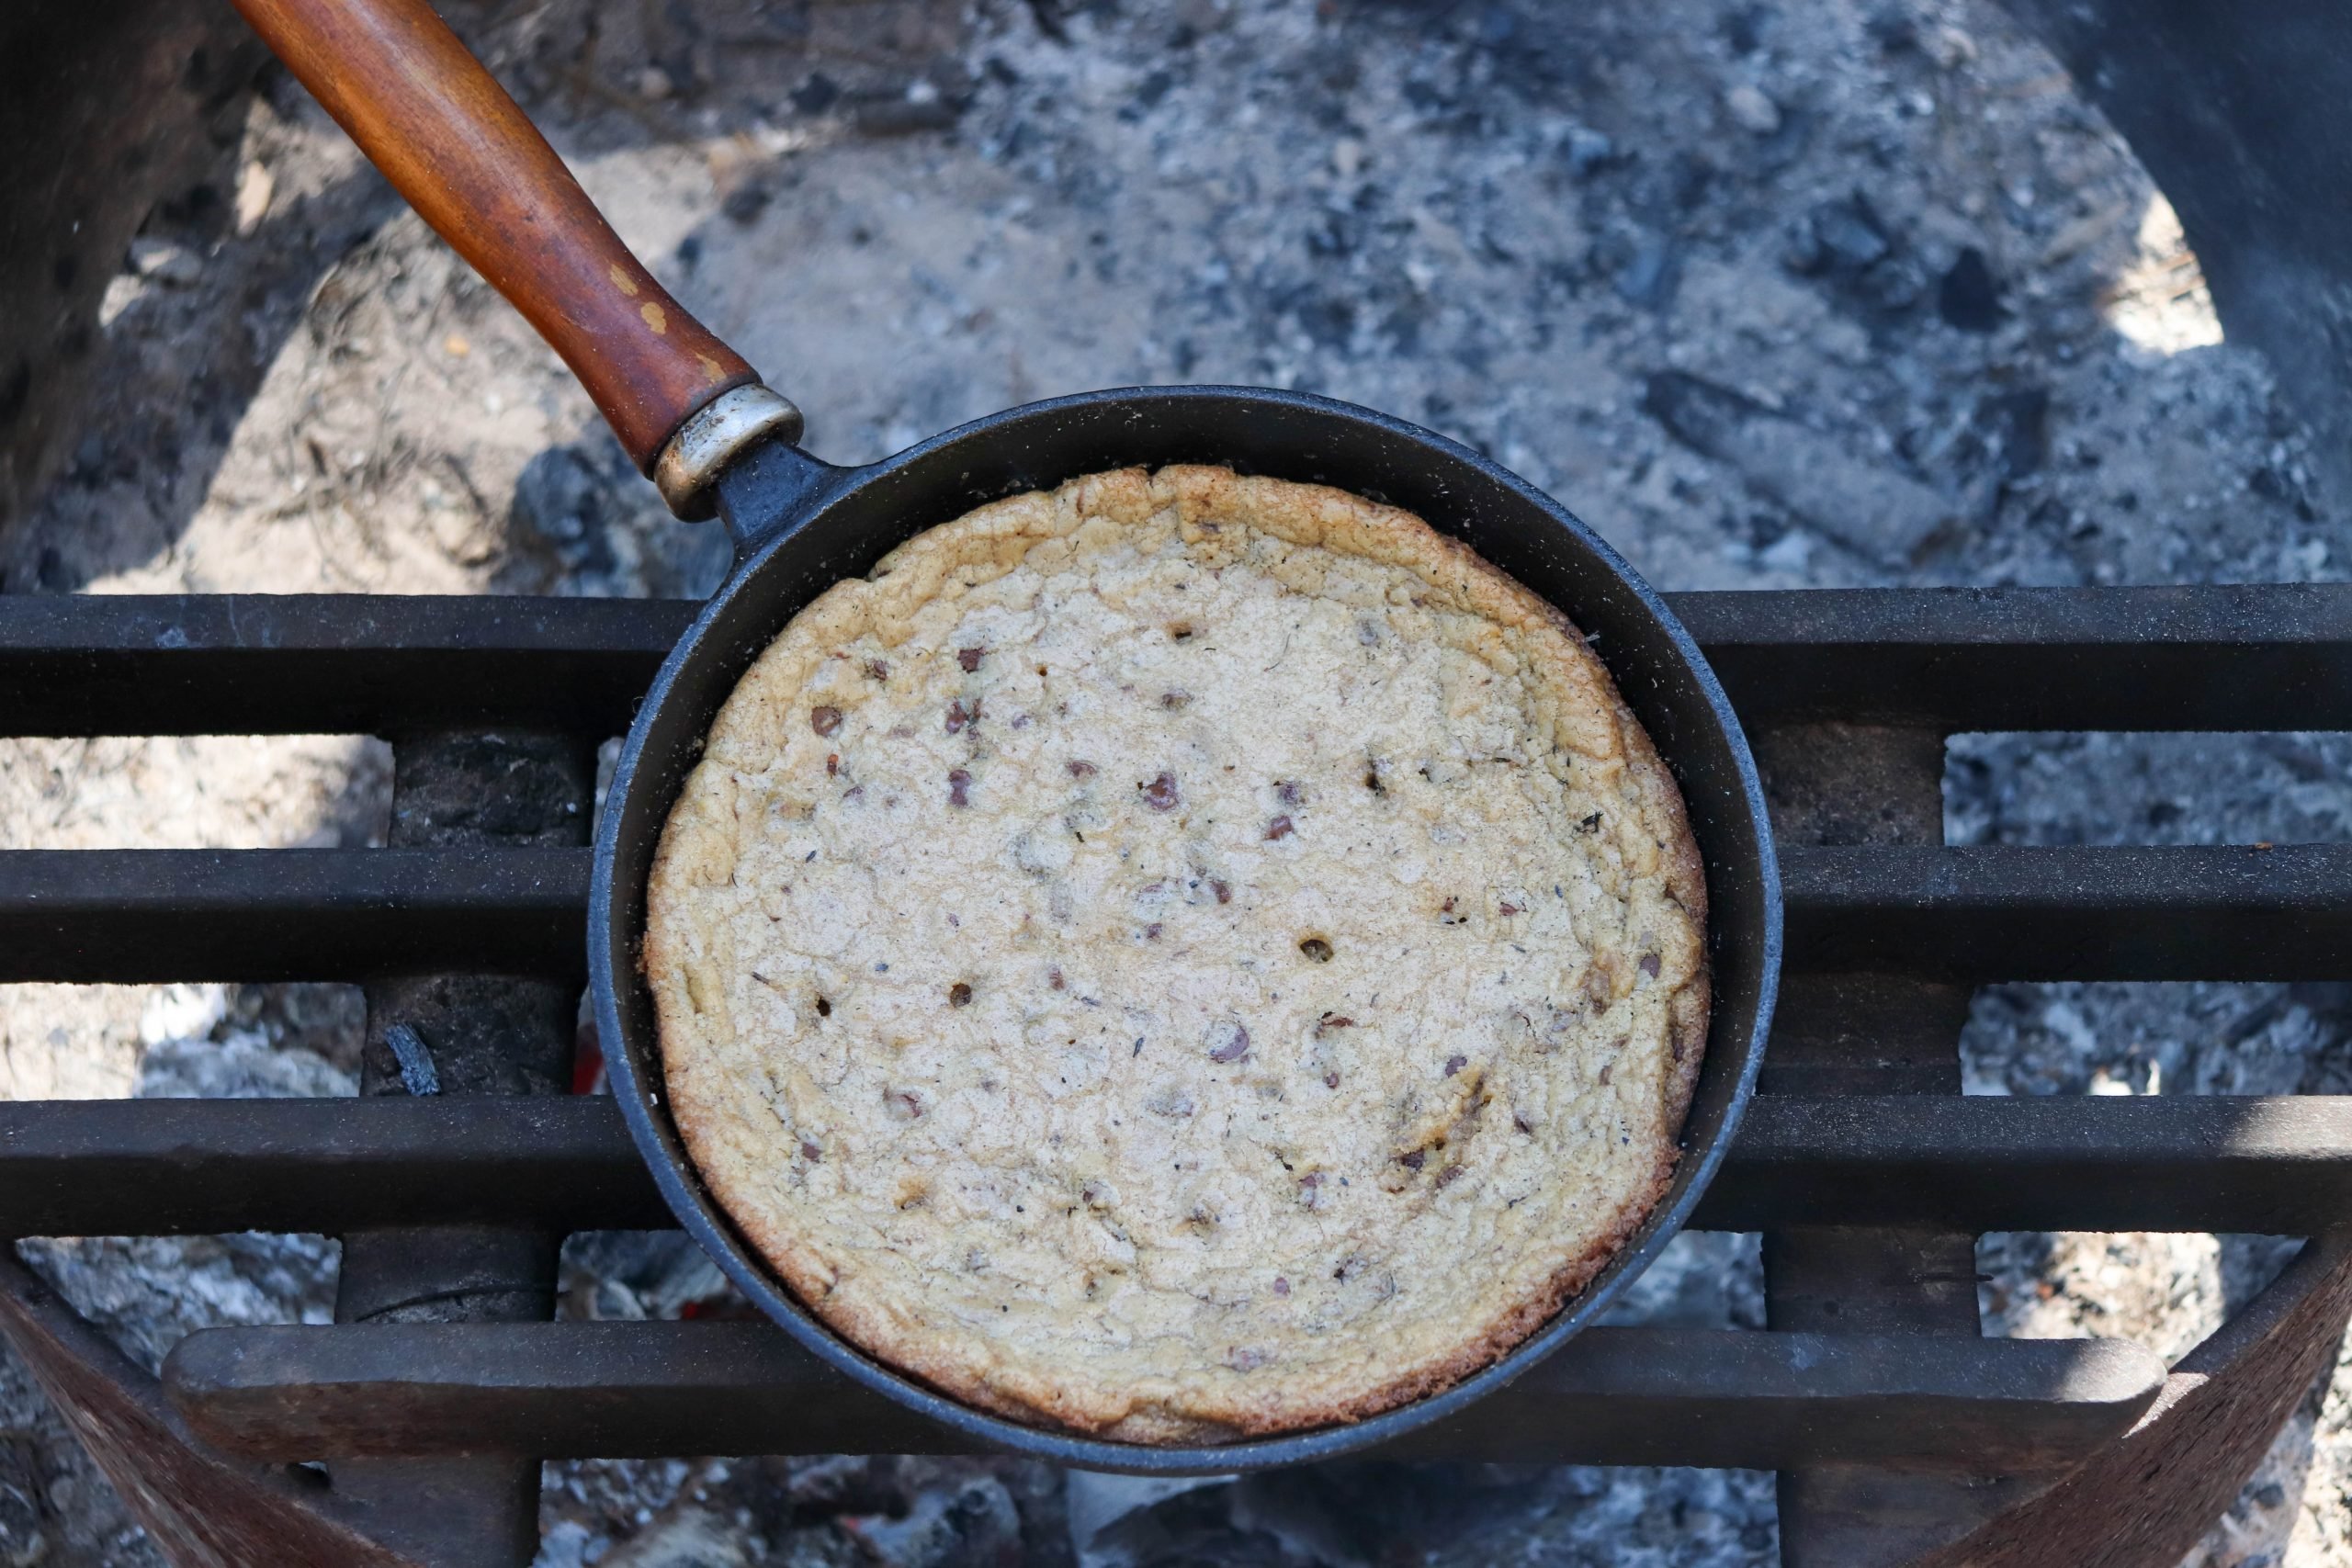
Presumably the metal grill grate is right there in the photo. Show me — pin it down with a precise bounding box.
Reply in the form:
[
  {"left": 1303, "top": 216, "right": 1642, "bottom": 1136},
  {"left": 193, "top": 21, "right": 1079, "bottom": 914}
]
[{"left": 5, "top": 585, "right": 2350, "bottom": 1567}]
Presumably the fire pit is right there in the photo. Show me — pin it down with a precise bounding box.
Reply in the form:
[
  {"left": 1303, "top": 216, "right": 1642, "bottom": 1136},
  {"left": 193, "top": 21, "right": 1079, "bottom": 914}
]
[
  {"left": 4, "top": 585, "right": 2350, "bottom": 1565},
  {"left": 6, "top": 0, "right": 2352, "bottom": 1561}
]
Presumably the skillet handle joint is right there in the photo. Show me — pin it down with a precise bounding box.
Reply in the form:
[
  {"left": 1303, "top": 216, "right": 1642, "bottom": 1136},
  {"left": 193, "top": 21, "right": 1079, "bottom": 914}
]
[{"left": 654, "top": 387, "right": 806, "bottom": 521}]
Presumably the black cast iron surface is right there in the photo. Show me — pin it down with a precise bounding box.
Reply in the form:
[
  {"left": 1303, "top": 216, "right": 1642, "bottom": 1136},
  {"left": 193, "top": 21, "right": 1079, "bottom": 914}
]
[{"left": 593, "top": 387, "right": 1782, "bottom": 1473}]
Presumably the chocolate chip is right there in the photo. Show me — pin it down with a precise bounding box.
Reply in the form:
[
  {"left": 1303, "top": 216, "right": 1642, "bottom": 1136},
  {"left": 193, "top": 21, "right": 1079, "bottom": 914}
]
[
  {"left": 800, "top": 1140, "right": 822, "bottom": 1162},
  {"left": 1207, "top": 1021, "right": 1251, "bottom": 1063},
  {"left": 814, "top": 996, "right": 831, "bottom": 1017},
  {"left": 1640, "top": 953, "right": 1662, "bottom": 977},
  {"left": 810, "top": 705, "right": 842, "bottom": 736},
  {"left": 1277, "top": 780, "right": 1302, "bottom": 806},
  {"left": 1068, "top": 759, "right": 1097, "bottom": 778},
  {"left": 1436, "top": 1163, "right": 1465, "bottom": 1188},
  {"left": 949, "top": 982, "right": 973, "bottom": 1007},
  {"left": 1264, "top": 814, "right": 1294, "bottom": 840},
  {"left": 1273, "top": 1277, "right": 1290, "bottom": 1296},
  {"left": 948, "top": 768, "right": 972, "bottom": 807},
  {"left": 1298, "top": 936, "right": 1333, "bottom": 963},
  {"left": 1577, "top": 812, "right": 1604, "bottom": 833},
  {"left": 1210, "top": 878, "right": 1231, "bottom": 904},
  {"left": 1513, "top": 1113, "right": 1533, "bottom": 1134},
  {"left": 1324, "top": 1071, "right": 1340, "bottom": 1089},
  {"left": 1398, "top": 1149, "right": 1426, "bottom": 1171},
  {"left": 865, "top": 659, "right": 889, "bottom": 680},
  {"left": 1140, "top": 772, "right": 1180, "bottom": 811},
  {"left": 957, "top": 646, "right": 984, "bottom": 672},
  {"left": 1316, "top": 1015, "right": 1354, "bottom": 1032},
  {"left": 1145, "top": 922, "right": 1163, "bottom": 940},
  {"left": 1498, "top": 900, "right": 1520, "bottom": 916},
  {"left": 1443, "top": 1054, "right": 1467, "bottom": 1077},
  {"left": 946, "top": 696, "right": 979, "bottom": 734},
  {"left": 1048, "top": 966, "right": 1066, "bottom": 990}
]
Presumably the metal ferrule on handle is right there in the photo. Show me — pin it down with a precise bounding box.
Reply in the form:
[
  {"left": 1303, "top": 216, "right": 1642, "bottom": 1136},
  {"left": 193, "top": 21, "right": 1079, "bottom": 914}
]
[{"left": 654, "top": 387, "right": 806, "bottom": 520}]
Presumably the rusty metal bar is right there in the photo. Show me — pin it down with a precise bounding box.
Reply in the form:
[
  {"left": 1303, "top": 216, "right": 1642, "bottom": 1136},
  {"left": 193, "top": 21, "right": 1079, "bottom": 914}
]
[
  {"left": 0, "top": 1254, "right": 418, "bottom": 1567},
  {"left": 1915, "top": 1235, "right": 2352, "bottom": 1567},
  {"left": 160, "top": 1319, "right": 2165, "bottom": 1473}
]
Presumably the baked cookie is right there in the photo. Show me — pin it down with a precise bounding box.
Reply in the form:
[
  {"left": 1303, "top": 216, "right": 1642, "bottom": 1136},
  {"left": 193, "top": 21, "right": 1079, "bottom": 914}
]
[{"left": 646, "top": 466, "right": 1707, "bottom": 1443}]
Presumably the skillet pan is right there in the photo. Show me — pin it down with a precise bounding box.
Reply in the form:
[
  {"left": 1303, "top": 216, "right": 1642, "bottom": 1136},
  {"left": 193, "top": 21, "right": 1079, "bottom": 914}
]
[{"left": 235, "top": 0, "right": 1782, "bottom": 1474}]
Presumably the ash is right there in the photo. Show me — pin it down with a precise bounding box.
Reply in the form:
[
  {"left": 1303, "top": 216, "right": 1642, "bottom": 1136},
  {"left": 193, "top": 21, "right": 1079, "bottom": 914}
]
[{"left": 0, "top": 0, "right": 2344, "bottom": 1562}]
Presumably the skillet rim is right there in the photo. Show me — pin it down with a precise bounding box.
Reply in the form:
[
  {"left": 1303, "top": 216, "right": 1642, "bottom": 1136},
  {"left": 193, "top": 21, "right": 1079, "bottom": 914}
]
[{"left": 592, "top": 383, "right": 1781, "bottom": 1474}]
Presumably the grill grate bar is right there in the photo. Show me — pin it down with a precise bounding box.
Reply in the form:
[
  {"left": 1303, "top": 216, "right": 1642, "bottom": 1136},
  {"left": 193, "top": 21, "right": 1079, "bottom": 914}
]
[
  {"left": 1679, "top": 582, "right": 2352, "bottom": 729},
  {"left": 9, "top": 586, "right": 2352, "bottom": 737},
  {"left": 0, "top": 847, "right": 588, "bottom": 983},
  {"left": 0, "top": 594, "right": 689, "bottom": 739},
  {"left": 1786, "top": 842, "right": 2352, "bottom": 981},
  {"left": 162, "top": 1319, "right": 2165, "bottom": 1473},
  {"left": 1713, "top": 1093, "right": 2352, "bottom": 1233},
  {"left": 11, "top": 843, "right": 2350, "bottom": 984},
  {"left": 9, "top": 583, "right": 2350, "bottom": 1529},
  {"left": 6, "top": 1094, "right": 2347, "bottom": 1240},
  {"left": 0, "top": 1098, "right": 671, "bottom": 1237}
]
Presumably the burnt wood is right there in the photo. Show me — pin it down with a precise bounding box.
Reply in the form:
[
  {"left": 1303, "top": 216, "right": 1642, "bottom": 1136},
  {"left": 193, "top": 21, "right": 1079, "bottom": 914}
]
[
  {"left": 162, "top": 1319, "right": 2165, "bottom": 1473},
  {"left": 6, "top": 1093, "right": 2351, "bottom": 1241},
  {"left": 226, "top": 0, "right": 753, "bottom": 472}
]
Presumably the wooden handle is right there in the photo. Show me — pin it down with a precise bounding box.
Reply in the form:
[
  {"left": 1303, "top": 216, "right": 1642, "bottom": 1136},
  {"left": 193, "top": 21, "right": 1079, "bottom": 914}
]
[{"left": 233, "top": 0, "right": 757, "bottom": 473}]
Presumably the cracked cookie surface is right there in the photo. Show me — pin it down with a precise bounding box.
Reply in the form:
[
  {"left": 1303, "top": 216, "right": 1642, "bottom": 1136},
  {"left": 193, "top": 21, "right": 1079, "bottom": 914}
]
[{"left": 647, "top": 466, "right": 1707, "bottom": 1442}]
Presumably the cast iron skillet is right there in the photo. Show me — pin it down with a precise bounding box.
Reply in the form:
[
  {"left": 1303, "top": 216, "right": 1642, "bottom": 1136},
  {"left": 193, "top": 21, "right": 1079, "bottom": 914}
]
[{"left": 238, "top": 0, "right": 1781, "bottom": 1475}]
